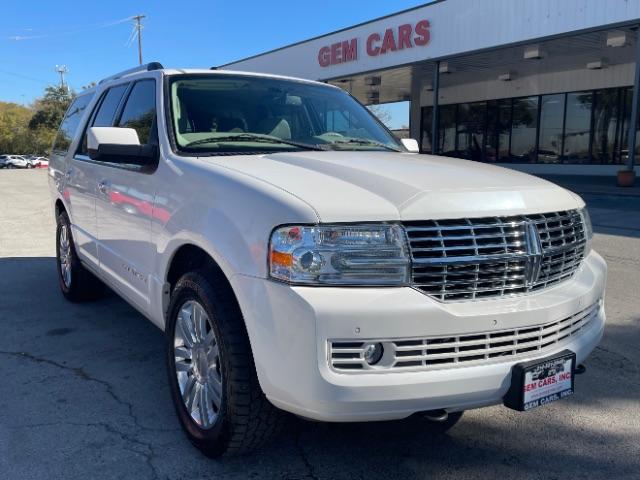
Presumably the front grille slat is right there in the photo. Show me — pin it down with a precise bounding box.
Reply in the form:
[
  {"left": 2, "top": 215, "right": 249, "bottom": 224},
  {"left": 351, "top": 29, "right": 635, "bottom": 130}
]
[
  {"left": 404, "top": 210, "right": 587, "bottom": 302},
  {"left": 329, "top": 303, "right": 599, "bottom": 372}
]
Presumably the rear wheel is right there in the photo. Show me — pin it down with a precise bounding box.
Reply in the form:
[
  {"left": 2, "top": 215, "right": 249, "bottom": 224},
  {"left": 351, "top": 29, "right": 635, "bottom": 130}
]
[
  {"left": 55, "top": 211, "right": 103, "bottom": 302},
  {"left": 166, "top": 271, "right": 284, "bottom": 457}
]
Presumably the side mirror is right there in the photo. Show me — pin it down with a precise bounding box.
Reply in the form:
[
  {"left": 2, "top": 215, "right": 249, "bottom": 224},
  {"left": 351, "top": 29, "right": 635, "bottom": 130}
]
[
  {"left": 401, "top": 138, "right": 420, "bottom": 153},
  {"left": 87, "top": 127, "right": 156, "bottom": 164}
]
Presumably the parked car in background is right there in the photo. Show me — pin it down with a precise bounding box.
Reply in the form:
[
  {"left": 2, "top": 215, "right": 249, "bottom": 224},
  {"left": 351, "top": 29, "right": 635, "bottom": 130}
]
[
  {"left": 0, "top": 155, "right": 10, "bottom": 168},
  {"left": 5, "top": 155, "right": 37, "bottom": 168},
  {"left": 35, "top": 157, "right": 49, "bottom": 168}
]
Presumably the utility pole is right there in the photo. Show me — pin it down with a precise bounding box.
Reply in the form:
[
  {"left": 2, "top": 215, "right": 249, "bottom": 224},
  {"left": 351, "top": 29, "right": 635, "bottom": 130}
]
[
  {"left": 55, "top": 65, "right": 69, "bottom": 92},
  {"left": 132, "top": 14, "right": 146, "bottom": 65}
]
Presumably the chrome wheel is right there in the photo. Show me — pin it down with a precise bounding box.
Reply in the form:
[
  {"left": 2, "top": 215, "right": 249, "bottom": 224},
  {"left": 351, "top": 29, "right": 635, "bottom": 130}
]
[
  {"left": 174, "top": 300, "right": 223, "bottom": 429},
  {"left": 59, "top": 225, "right": 72, "bottom": 288}
]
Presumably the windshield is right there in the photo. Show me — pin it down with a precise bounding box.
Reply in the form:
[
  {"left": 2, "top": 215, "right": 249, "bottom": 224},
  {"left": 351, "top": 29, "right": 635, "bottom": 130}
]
[{"left": 169, "top": 74, "right": 403, "bottom": 154}]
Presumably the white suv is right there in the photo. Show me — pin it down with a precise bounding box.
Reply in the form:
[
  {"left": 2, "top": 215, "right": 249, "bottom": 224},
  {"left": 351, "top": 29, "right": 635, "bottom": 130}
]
[
  {"left": 49, "top": 63, "right": 607, "bottom": 457},
  {"left": 5, "top": 154, "right": 36, "bottom": 168}
]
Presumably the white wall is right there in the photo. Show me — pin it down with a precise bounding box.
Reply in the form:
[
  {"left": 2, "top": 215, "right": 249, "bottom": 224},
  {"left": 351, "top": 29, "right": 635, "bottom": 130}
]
[{"left": 223, "top": 0, "right": 640, "bottom": 81}]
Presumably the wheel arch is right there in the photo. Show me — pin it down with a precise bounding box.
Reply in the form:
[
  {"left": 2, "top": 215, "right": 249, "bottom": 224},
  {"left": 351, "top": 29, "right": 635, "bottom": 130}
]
[
  {"left": 166, "top": 243, "right": 231, "bottom": 292},
  {"left": 55, "top": 198, "right": 67, "bottom": 218},
  {"left": 164, "top": 243, "right": 242, "bottom": 322}
]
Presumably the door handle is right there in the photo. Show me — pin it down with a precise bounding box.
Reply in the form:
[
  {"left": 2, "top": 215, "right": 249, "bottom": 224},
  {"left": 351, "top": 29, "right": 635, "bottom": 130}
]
[{"left": 98, "top": 180, "right": 110, "bottom": 194}]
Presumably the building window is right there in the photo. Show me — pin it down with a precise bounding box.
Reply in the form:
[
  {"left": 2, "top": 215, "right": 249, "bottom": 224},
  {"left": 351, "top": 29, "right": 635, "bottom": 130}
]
[
  {"left": 438, "top": 104, "right": 457, "bottom": 155},
  {"left": 510, "top": 96, "right": 538, "bottom": 163},
  {"left": 485, "top": 100, "right": 511, "bottom": 162},
  {"left": 419, "top": 85, "right": 640, "bottom": 165},
  {"left": 592, "top": 89, "right": 621, "bottom": 164},
  {"left": 420, "top": 106, "right": 433, "bottom": 153},
  {"left": 619, "top": 87, "right": 640, "bottom": 164},
  {"left": 563, "top": 92, "right": 593, "bottom": 163},
  {"left": 456, "top": 102, "right": 486, "bottom": 161},
  {"left": 537, "top": 94, "right": 565, "bottom": 164}
]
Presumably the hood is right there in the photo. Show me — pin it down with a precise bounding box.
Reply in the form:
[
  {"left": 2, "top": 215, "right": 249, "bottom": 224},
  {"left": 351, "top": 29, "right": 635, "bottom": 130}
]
[{"left": 206, "top": 151, "right": 582, "bottom": 222}]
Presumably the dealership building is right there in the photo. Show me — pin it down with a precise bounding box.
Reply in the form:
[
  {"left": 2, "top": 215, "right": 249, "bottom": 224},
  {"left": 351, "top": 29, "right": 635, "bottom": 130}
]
[{"left": 223, "top": 0, "right": 640, "bottom": 176}]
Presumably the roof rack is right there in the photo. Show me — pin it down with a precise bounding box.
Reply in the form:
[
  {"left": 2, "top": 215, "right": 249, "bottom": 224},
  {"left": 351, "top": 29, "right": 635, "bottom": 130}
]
[{"left": 99, "top": 62, "right": 164, "bottom": 84}]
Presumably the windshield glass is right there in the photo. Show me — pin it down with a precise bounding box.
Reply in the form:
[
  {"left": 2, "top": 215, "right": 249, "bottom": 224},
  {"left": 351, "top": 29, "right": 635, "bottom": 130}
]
[{"left": 169, "top": 74, "right": 403, "bottom": 154}]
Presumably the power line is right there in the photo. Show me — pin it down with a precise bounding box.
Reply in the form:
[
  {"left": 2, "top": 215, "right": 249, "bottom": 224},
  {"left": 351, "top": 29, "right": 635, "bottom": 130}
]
[
  {"left": 8, "top": 16, "right": 132, "bottom": 41},
  {"left": 0, "top": 69, "right": 49, "bottom": 85}
]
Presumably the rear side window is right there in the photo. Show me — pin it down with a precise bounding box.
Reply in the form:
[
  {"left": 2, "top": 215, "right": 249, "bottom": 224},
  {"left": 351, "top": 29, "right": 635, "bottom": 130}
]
[
  {"left": 78, "top": 84, "right": 128, "bottom": 155},
  {"left": 52, "top": 93, "right": 95, "bottom": 156},
  {"left": 117, "top": 80, "right": 156, "bottom": 144},
  {"left": 93, "top": 84, "right": 128, "bottom": 127}
]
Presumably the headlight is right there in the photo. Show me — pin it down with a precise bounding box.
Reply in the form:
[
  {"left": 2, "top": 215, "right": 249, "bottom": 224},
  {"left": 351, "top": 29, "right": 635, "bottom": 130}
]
[
  {"left": 579, "top": 207, "right": 593, "bottom": 253},
  {"left": 269, "top": 224, "right": 410, "bottom": 285}
]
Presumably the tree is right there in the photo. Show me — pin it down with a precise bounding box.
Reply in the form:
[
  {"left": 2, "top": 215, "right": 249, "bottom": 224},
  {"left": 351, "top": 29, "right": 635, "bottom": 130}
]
[
  {"left": 0, "top": 84, "right": 74, "bottom": 155},
  {"left": 0, "top": 102, "right": 34, "bottom": 154},
  {"left": 28, "top": 85, "right": 74, "bottom": 131}
]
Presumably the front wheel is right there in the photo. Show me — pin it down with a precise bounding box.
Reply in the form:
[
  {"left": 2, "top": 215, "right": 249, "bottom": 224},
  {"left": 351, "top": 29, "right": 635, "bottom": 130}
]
[{"left": 166, "top": 271, "right": 284, "bottom": 457}]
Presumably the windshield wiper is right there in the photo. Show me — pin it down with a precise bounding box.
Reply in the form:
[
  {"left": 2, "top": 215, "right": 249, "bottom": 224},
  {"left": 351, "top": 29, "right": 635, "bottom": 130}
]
[
  {"left": 183, "top": 133, "right": 326, "bottom": 151},
  {"left": 328, "top": 138, "right": 402, "bottom": 152}
]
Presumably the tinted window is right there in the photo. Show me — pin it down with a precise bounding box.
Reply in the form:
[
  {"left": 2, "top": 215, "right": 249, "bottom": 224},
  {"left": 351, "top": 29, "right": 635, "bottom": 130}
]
[
  {"left": 456, "top": 102, "right": 486, "bottom": 161},
  {"left": 93, "top": 84, "right": 128, "bottom": 127},
  {"left": 496, "top": 100, "right": 512, "bottom": 162},
  {"left": 537, "top": 94, "right": 565, "bottom": 164},
  {"left": 420, "top": 106, "right": 433, "bottom": 153},
  {"left": 617, "top": 88, "right": 640, "bottom": 164},
  {"left": 117, "top": 80, "right": 156, "bottom": 144},
  {"left": 592, "top": 89, "right": 621, "bottom": 164},
  {"left": 563, "top": 92, "right": 592, "bottom": 163},
  {"left": 438, "top": 104, "right": 456, "bottom": 155},
  {"left": 52, "top": 93, "right": 95, "bottom": 155},
  {"left": 77, "top": 84, "right": 128, "bottom": 155},
  {"left": 510, "top": 96, "right": 538, "bottom": 163}
]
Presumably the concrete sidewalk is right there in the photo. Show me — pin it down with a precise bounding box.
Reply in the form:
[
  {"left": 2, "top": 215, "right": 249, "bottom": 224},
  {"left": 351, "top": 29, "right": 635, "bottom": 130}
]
[{"left": 539, "top": 174, "right": 640, "bottom": 197}]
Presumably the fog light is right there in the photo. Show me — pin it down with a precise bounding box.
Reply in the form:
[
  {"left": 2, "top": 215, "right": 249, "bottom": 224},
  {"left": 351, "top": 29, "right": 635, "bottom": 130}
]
[{"left": 363, "top": 343, "right": 384, "bottom": 365}]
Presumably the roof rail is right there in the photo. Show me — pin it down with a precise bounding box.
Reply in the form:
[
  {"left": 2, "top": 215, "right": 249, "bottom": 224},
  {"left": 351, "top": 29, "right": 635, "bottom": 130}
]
[{"left": 99, "top": 62, "right": 164, "bottom": 84}]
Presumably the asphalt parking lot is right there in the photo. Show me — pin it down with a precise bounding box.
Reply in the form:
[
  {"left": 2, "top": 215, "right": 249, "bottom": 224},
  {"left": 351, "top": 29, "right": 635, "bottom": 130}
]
[{"left": 0, "top": 169, "right": 638, "bottom": 480}]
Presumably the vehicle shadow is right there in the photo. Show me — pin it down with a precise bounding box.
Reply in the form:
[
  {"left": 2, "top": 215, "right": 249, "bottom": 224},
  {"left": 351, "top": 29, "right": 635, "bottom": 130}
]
[{"left": 0, "top": 257, "right": 638, "bottom": 480}]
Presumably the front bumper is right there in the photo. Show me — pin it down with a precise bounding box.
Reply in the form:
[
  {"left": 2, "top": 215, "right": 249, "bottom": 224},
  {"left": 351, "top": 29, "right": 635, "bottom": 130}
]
[{"left": 232, "top": 251, "right": 607, "bottom": 422}]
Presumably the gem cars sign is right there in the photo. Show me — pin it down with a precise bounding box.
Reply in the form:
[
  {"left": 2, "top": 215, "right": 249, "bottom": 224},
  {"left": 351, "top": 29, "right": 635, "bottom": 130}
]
[{"left": 317, "top": 20, "right": 431, "bottom": 67}]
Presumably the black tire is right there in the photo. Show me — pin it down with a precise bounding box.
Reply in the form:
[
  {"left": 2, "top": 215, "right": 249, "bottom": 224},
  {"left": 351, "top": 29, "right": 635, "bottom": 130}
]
[
  {"left": 55, "top": 211, "right": 104, "bottom": 302},
  {"left": 417, "top": 411, "right": 464, "bottom": 434},
  {"left": 166, "top": 270, "right": 284, "bottom": 457}
]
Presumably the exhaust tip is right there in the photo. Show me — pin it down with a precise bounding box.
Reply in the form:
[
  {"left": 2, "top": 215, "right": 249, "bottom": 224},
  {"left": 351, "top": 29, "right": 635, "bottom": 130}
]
[
  {"left": 422, "top": 409, "right": 449, "bottom": 422},
  {"left": 575, "top": 363, "right": 587, "bottom": 375}
]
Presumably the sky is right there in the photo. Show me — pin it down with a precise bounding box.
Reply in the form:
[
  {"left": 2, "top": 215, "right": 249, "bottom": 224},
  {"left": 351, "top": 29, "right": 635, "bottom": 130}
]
[{"left": 0, "top": 0, "right": 422, "bottom": 128}]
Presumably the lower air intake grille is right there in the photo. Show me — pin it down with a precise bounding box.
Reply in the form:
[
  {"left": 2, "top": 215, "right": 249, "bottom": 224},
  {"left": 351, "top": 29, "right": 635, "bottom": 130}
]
[{"left": 329, "top": 302, "right": 599, "bottom": 372}]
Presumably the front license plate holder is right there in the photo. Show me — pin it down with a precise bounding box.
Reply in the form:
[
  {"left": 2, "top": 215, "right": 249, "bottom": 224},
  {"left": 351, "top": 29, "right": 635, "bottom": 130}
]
[{"left": 504, "top": 349, "right": 576, "bottom": 411}]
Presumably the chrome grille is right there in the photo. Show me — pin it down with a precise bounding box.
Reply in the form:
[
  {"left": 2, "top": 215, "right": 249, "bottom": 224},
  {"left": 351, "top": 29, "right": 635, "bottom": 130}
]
[
  {"left": 330, "top": 302, "right": 599, "bottom": 372},
  {"left": 404, "top": 210, "right": 587, "bottom": 301}
]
